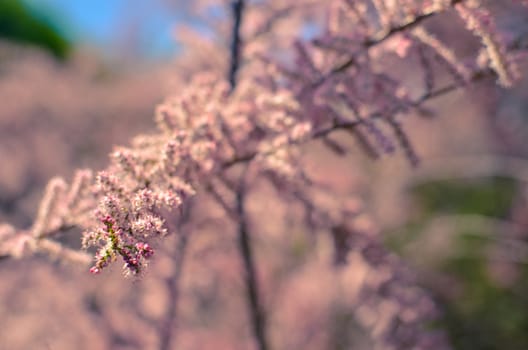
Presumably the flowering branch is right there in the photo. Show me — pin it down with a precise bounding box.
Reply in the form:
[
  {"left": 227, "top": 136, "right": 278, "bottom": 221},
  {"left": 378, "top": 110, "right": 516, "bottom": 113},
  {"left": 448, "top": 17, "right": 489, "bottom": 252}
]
[
  {"left": 1, "top": 0, "right": 527, "bottom": 347},
  {"left": 1, "top": 171, "right": 93, "bottom": 265},
  {"left": 222, "top": 64, "right": 495, "bottom": 170}
]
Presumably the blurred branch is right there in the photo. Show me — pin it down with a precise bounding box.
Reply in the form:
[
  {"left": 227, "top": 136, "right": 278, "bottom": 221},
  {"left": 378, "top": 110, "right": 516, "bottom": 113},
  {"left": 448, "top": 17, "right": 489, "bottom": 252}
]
[
  {"left": 223, "top": 68, "right": 489, "bottom": 169},
  {"left": 224, "top": 0, "right": 515, "bottom": 169},
  {"left": 0, "top": 229, "right": 91, "bottom": 265},
  {"left": 228, "top": 0, "right": 245, "bottom": 90},
  {"left": 249, "top": 4, "right": 297, "bottom": 40},
  {"left": 236, "top": 174, "right": 269, "bottom": 350},
  {"left": 248, "top": 1, "right": 319, "bottom": 41},
  {"left": 1, "top": 215, "right": 90, "bottom": 265},
  {"left": 228, "top": 2, "right": 270, "bottom": 349},
  {"left": 206, "top": 182, "right": 237, "bottom": 220},
  {"left": 322, "top": 0, "right": 466, "bottom": 82},
  {"left": 227, "top": 19, "right": 528, "bottom": 167}
]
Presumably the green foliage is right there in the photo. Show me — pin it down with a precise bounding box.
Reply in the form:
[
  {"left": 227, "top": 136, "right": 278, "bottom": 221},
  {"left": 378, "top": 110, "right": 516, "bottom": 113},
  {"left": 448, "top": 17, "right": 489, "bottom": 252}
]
[
  {"left": 391, "top": 176, "right": 528, "bottom": 349},
  {"left": 0, "top": 0, "right": 70, "bottom": 59},
  {"left": 388, "top": 177, "right": 516, "bottom": 250},
  {"left": 441, "top": 233, "right": 528, "bottom": 350},
  {"left": 413, "top": 177, "right": 516, "bottom": 218}
]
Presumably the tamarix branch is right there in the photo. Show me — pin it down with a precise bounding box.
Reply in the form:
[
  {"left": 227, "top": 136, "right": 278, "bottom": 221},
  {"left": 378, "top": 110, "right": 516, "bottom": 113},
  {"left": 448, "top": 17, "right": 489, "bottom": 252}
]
[{"left": 1, "top": 1, "right": 527, "bottom": 349}]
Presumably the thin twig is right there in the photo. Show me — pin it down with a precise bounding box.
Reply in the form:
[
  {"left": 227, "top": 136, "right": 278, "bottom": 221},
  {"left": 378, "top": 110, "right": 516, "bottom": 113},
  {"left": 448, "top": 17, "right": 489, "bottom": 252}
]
[{"left": 323, "top": 0, "right": 466, "bottom": 81}]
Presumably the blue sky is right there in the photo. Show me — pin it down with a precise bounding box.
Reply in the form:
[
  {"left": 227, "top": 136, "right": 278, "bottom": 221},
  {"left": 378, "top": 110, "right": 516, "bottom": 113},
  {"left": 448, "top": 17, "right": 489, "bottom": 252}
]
[{"left": 22, "top": 0, "right": 185, "bottom": 60}]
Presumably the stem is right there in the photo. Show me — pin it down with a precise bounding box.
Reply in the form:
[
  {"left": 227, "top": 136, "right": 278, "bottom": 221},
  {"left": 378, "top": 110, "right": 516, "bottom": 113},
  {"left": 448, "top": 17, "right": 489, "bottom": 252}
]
[
  {"left": 227, "top": 1, "right": 270, "bottom": 349},
  {"left": 228, "top": 0, "right": 245, "bottom": 90},
  {"left": 236, "top": 179, "right": 269, "bottom": 350}
]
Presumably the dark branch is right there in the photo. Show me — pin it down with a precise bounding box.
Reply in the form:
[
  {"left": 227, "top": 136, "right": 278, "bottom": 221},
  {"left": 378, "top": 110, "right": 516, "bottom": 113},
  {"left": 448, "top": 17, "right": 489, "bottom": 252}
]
[
  {"left": 227, "top": 1, "right": 270, "bottom": 349},
  {"left": 228, "top": 0, "right": 245, "bottom": 90},
  {"left": 236, "top": 178, "right": 269, "bottom": 350}
]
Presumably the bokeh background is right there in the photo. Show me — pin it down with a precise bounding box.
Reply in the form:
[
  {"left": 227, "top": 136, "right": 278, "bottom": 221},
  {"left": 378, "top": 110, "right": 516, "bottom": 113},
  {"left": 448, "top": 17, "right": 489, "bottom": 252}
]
[{"left": 1, "top": 1, "right": 528, "bottom": 349}]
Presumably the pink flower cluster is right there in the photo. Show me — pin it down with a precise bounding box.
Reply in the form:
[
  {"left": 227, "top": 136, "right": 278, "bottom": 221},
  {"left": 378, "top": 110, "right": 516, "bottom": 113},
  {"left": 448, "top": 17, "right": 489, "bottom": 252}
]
[
  {"left": 88, "top": 213, "right": 154, "bottom": 275},
  {"left": 82, "top": 168, "right": 189, "bottom": 275}
]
